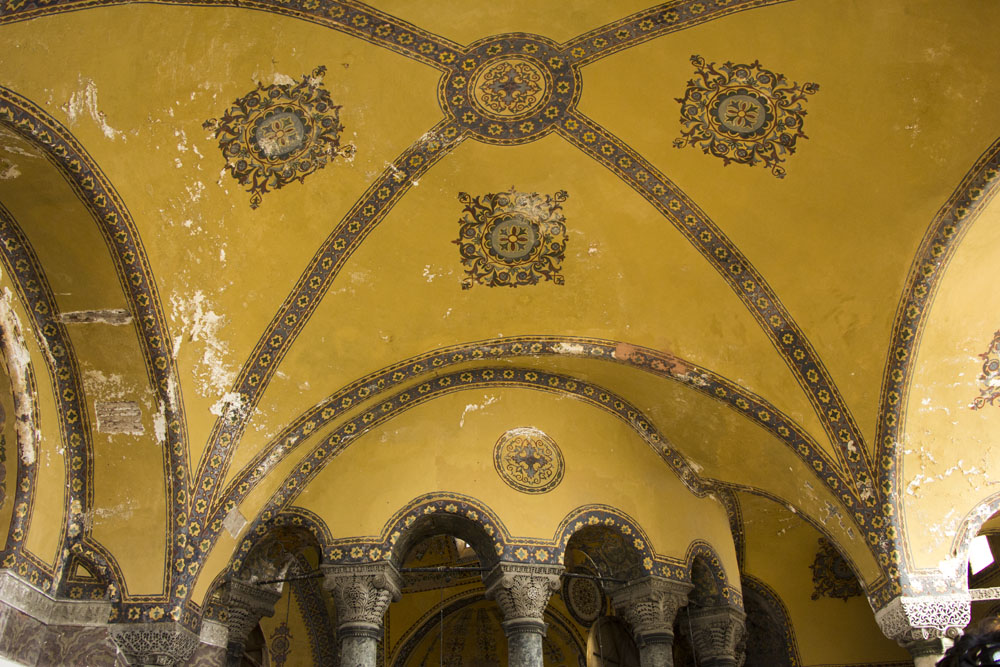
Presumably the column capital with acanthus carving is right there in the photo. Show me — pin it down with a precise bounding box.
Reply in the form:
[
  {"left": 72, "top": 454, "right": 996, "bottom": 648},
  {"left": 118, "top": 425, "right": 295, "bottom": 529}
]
[
  {"left": 686, "top": 604, "right": 746, "bottom": 667},
  {"left": 219, "top": 579, "right": 282, "bottom": 663},
  {"left": 484, "top": 562, "right": 564, "bottom": 636},
  {"left": 610, "top": 576, "right": 693, "bottom": 647},
  {"left": 322, "top": 562, "right": 402, "bottom": 640}
]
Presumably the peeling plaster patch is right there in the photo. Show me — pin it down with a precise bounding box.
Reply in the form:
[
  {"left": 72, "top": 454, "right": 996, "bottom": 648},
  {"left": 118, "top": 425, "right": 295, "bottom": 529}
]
[
  {"left": 95, "top": 402, "right": 144, "bottom": 435},
  {"left": 459, "top": 395, "right": 499, "bottom": 427},
  {"left": 61, "top": 77, "right": 125, "bottom": 141},
  {"left": 152, "top": 402, "right": 167, "bottom": 446},
  {"left": 90, "top": 499, "right": 137, "bottom": 522},
  {"left": 0, "top": 286, "right": 38, "bottom": 465},
  {"left": 82, "top": 369, "right": 130, "bottom": 401},
  {"left": 169, "top": 290, "right": 236, "bottom": 400},
  {"left": 272, "top": 73, "right": 296, "bottom": 86},
  {"left": 223, "top": 506, "right": 248, "bottom": 538},
  {"left": 0, "top": 159, "right": 20, "bottom": 180},
  {"left": 422, "top": 265, "right": 438, "bottom": 282},
  {"left": 553, "top": 342, "right": 585, "bottom": 355},
  {"left": 685, "top": 456, "right": 703, "bottom": 473},
  {"left": 59, "top": 309, "right": 132, "bottom": 325}
]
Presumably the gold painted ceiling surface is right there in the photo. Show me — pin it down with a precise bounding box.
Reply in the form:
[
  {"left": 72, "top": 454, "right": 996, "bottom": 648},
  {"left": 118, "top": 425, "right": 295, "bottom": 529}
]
[{"left": 0, "top": 0, "right": 996, "bottom": 634}]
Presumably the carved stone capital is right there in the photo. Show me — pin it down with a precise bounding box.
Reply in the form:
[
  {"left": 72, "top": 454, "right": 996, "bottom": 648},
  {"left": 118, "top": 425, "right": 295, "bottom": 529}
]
[
  {"left": 220, "top": 579, "right": 281, "bottom": 658},
  {"left": 687, "top": 605, "right": 746, "bottom": 667},
  {"left": 484, "top": 562, "right": 563, "bottom": 636},
  {"left": 108, "top": 622, "right": 201, "bottom": 666},
  {"left": 322, "top": 562, "right": 402, "bottom": 638},
  {"left": 875, "top": 594, "right": 970, "bottom": 643},
  {"left": 610, "top": 576, "right": 692, "bottom": 647}
]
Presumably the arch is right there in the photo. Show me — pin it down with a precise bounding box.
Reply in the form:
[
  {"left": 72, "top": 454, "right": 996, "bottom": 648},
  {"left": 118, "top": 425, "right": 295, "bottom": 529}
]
[
  {"left": 949, "top": 490, "right": 1000, "bottom": 593},
  {"left": 379, "top": 492, "right": 507, "bottom": 570},
  {"left": 390, "top": 589, "right": 585, "bottom": 667},
  {"left": 685, "top": 541, "right": 742, "bottom": 611},
  {"left": 740, "top": 574, "right": 800, "bottom": 667},
  {"left": 554, "top": 505, "right": 658, "bottom": 580}
]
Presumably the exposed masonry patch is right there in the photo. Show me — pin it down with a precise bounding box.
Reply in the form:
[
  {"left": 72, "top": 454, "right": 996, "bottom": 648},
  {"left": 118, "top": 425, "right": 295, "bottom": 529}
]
[
  {"left": 0, "top": 285, "right": 37, "bottom": 465},
  {"left": 95, "top": 402, "right": 144, "bottom": 435},
  {"left": 58, "top": 309, "right": 132, "bottom": 325}
]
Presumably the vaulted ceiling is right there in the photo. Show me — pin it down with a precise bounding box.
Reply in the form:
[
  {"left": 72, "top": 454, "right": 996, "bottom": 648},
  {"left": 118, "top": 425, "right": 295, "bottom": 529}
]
[{"left": 0, "top": 0, "right": 997, "bottom": 633}]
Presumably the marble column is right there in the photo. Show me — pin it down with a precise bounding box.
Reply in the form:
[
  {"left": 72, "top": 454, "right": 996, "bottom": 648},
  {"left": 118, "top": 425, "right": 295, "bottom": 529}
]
[
  {"left": 686, "top": 604, "right": 746, "bottom": 667},
  {"left": 484, "top": 562, "right": 563, "bottom": 667},
  {"left": 220, "top": 579, "right": 281, "bottom": 666},
  {"left": 323, "top": 562, "right": 402, "bottom": 667},
  {"left": 611, "top": 576, "right": 692, "bottom": 667},
  {"left": 874, "top": 594, "right": 969, "bottom": 667}
]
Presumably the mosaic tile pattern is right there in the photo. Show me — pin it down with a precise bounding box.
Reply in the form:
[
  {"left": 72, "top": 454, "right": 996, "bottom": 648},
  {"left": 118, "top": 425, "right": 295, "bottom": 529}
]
[{"left": 971, "top": 330, "right": 1000, "bottom": 410}]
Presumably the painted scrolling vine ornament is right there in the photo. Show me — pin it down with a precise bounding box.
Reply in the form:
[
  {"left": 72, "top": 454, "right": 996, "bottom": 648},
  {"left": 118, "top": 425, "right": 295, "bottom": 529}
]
[
  {"left": 456, "top": 188, "right": 568, "bottom": 288},
  {"left": 674, "top": 55, "right": 818, "bottom": 178},
  {"left": 204, "top": 66, "right": 354, "bottom": 209},
  {"left": 971, "top": 330, "right": 1000, "bottom": 409}
]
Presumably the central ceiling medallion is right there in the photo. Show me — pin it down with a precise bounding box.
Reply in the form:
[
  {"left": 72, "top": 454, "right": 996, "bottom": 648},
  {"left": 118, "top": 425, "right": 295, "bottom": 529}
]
[
  {"left": 674, "top": 55, "right": 818, "bottom": 178},
  {"left": 439, "top": 35, "right": 580, "bottom": 146},
  {"left": 472, "top": 57, "right": 550, "bottom": 118},
  {"left": 204, "top": 66, "right": 354, "bottom": 209},
  {"left": 493, "top": 427, "right": 565, "bottom": 494},
  {"left": 455, "top": 188, "right": 568, "bottom": 289}
]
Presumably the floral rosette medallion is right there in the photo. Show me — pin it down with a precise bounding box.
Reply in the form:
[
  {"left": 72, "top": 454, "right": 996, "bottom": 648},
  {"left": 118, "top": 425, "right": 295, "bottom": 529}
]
[
  {"left": 493, "top": 427, "right": 565, "bottom": 494},
  {"left": 456, "top": 188, "right": 568, "bottom": 289},
  {"left": 204, "top": 66, "right": 354, "bottom": 208},
  {"left": 674, "top": 55, "right": 818, "bottom": 178}
]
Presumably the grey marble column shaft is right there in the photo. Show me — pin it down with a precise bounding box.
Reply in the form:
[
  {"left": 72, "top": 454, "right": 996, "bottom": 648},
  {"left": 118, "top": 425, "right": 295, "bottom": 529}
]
[{"left": 639, "top": 640, "right": 674, "bottom": 667}]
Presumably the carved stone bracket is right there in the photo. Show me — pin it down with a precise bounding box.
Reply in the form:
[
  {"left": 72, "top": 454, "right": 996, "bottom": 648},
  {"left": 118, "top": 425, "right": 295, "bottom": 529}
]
[
  {"left": 484, "top": 562, "right": 563, "bottom": 636},
  {"left": 322, "top": 562, "right": 402, "bottom": 640},
  {"left": 875, "top": 594, "right": 970, "bottom": 643},
  {"left": 610, "top": 576, "right": 692, "bottom": 647},
  {"left": 686, "top": 604, "right": 746, "bottom": 667},
  {"left": 108, "top": 622, "right": 201, "bottom": 666},
  {"left": 220, "top": 579, "right": 282, "bottom": 659}
]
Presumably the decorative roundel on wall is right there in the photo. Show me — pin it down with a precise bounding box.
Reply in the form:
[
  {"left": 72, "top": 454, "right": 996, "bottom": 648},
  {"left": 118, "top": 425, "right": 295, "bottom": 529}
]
[
  {"left": 493, "top": 426, "right": 565, "bottom": 494},
  {"left": 563, "top": 574, "right": 605, "bottom": 625}
]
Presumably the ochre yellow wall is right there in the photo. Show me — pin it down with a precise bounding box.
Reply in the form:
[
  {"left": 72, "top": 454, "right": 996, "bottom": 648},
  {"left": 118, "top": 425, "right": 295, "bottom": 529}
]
[
  {"left": 295, "top": 387, "right": 739, "bottom": 574},
  {"left": 902, "top": 195, "right": 1000, "bottom": 571},
  {"left": 739, "top": 492, "right": 909, "bottom": 665}
]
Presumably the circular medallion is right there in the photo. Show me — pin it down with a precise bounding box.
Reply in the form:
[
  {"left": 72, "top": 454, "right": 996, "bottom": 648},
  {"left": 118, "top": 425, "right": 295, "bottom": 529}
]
[
  {"left": 485, "top": 213, "right": 542, "bottom": 263},
  {"left": 439, "top": 34, "right": 581, "bottom": 146},
  {"left": 710, "top": 88, "right": 773, "bottom": 137},
  {"left": 472, "top": 57, "right": 550, "bottom": 118},
  {"left": 493, "top": 427, "right": 564, "bottom": 494},
  {"left": 250, "top": 107, "right": 310, "bottom": 160},
  {"left": 563, "top": 575, "right": 604, "bottom": 625}
]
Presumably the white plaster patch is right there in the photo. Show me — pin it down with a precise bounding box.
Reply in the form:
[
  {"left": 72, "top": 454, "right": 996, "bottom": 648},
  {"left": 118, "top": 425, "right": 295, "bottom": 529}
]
[
  {"left": 223, "top": 506, "right": 248, "bottom": 538},
  {"left": 553, "top": 342, "right": 585, "bottom": 355},
  {"left": 0, "top": 159, "right": 20, "bottom": 180},
  {"left": 169, "top": 289, "right": 236, "bottom": 400},
  {"left": 459, "top": 395, "right": 499, "bottom": 427},
  {"left": 61, "top": 77, "right": 125, "bottom": 141}
]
